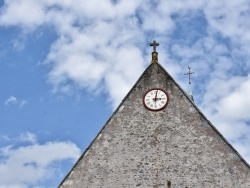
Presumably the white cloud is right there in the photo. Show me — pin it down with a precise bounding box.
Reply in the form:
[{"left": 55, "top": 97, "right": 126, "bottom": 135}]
[
  {"left": 0, "top": 139, "right": 81, "bottom": 188},
  {"left": 1, "top": 132, "right": 37, "bottom": 144},
  {"left": 1, "top": 0, "right": 250, "bottom": 182},
  {"left": 0, "top": 0, "right": 46, "bottom": 30},
  {"left": 1, "top": 135, "right": 11, "bottom": 141},
  {"left": 1, "top": 1, "right": 147, "bottom": 108},
  {"left": 4, "top": 96, "right": 27, "bottom": 108},
  {"left": 214, "top": 76, "right": 250, "bottom": 121},
  {"left": 4, "top": 96, "right": 17, "bottom": 105},
  {"left": 19, "top": 100, "right": 27, "bottom": 107},
  {"left": 18, "top": 132, "right": 37, "bottom": 144}
]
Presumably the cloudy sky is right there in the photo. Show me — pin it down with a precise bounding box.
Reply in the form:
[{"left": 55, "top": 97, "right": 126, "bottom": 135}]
[{"left": 1, "top": 0, "right": 250, "bottom": 187}]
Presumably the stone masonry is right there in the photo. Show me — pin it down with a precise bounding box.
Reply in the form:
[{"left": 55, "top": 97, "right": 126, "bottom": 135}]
[{"left": 59, "top": 62, "right": 250, "bottom": 188}]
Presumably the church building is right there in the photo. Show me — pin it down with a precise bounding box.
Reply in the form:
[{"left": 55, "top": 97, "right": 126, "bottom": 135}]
[{"left": 59, "top": 41, "right": 250, "bottom": 187}]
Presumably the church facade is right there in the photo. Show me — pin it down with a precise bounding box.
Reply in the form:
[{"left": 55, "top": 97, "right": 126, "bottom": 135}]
[{"left": 59, "top": 44, "right": 250, "bottom": 187}]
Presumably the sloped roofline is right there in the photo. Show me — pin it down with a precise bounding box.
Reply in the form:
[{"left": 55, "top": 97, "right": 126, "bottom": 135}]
[
  {"left": 58, "top": 63, "right": 155, "bottom": 187},
  {"left": 156, "top": 62, "right": 250, "bottom": 169},
  {"left": 58, "top": 62, "right": 250, "bottom": 187}
]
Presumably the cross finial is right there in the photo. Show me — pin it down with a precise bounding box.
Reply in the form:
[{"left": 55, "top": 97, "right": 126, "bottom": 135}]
[
  {"left": 185, "top": 66, "right": 195, "bottom": 102},
  {"left": 150, "top": 40, "right": 159, "bottom": 52},
  {"left": 185, "top": 66, "right": 194, "bottom": 84}
]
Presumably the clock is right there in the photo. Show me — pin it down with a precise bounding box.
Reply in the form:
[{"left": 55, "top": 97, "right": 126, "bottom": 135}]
[{"left": 143, "top": 88, "right": 169, "bottom": 111}]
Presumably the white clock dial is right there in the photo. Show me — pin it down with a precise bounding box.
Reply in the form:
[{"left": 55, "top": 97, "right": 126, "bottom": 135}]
[{"left": 143, "top": 88, "right": 169, "bottom": 111}]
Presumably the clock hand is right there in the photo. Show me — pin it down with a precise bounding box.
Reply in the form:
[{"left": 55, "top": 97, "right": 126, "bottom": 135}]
[{"left": 154, "top": 90, "right": 158, "bottom": 102}]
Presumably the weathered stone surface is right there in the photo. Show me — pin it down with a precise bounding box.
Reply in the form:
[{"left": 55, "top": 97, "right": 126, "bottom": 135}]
[{"left": 59, "top": 63, "right": 250, "bottom": 188}]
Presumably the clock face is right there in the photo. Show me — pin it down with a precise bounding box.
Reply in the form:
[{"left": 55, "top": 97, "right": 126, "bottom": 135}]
[{"left": 143, "top": 88, "right": 169, "bottom": 111}]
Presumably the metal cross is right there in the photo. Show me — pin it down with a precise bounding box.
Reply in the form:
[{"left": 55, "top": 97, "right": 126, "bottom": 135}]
[
  {"left": 185, "top": 66, "right": 194, "bottom": 84},
  {"left": 150, "top": 40, "right": 159, "bottom": 52}
]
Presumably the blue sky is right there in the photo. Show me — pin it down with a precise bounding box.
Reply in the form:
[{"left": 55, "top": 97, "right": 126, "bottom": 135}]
[{"left": 1, "top": 0, "right": 250, "bottom": 187}]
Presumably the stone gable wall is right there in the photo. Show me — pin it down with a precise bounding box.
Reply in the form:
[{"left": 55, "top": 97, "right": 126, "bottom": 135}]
[{"left": 60, "top": 63, "right": 250, "bottom": 188}]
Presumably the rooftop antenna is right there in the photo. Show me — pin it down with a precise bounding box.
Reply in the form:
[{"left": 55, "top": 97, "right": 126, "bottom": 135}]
[{"left": 185, "top": 66, "right": 194, "bottom": 102}]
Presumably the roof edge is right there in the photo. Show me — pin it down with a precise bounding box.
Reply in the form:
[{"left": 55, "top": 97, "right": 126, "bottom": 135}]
[
  {"left": 59, "top": 62, "right": 250, "bottom": 187},
  {"left": 156, "top": 62, "right": 250, "bottom": 170},
  {"left": 58, "top": 63, "right": 155, "bottom": 187}
]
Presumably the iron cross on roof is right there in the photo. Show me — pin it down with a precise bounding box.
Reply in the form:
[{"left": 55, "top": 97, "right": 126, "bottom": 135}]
[
  {"left": 150, "top": 40, "right": 159, "bottom": 52},
  {"left": 185, "top": 66, "right": 194, "bottom": 84}
]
